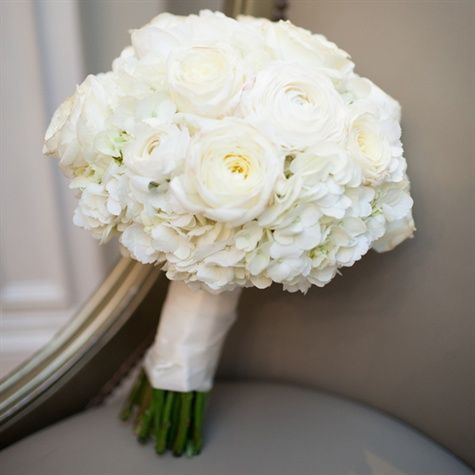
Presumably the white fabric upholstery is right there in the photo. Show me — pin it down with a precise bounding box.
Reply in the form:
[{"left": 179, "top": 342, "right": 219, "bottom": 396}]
[{"left": 1, "top": 382, "right": 471, "bottom": 475}]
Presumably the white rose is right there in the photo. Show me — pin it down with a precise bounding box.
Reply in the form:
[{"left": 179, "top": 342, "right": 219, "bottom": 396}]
[
  {"left": 240, "top": 61, "right": 348, "bottom": 150},
  {"left": 167, "top": 43, "right": 245, "bottom": 118},
  {"left": 171, "top": 119, "right": 282, "bottom": 226},
  {"left": 265, "top": 21, "right": 353, "bottom": 79}
]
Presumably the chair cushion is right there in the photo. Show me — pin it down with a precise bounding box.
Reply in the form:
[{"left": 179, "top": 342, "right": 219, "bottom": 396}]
[{"left": 1, "top": 382, "right": 471, "bottom": 475}]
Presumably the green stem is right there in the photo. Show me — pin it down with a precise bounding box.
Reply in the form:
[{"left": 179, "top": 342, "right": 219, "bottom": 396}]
[
  {"left": 173, "top": 392, "right": 193, "bottom": 456},
  {"left": 135, "top": 383, "right": 153, "bottom": 442},
  {"left": 120, "top": 371, "right": 210, "bottom": 457},
  {"left": 192, "top": 392, "right": 208, "bottom": 455},
  {"left": 153, "top": 389, "right": 165, "bottom": 452},
  {"left": 119, "top": 369, "right": 146, "bottom": 421},
  {"left": 167, "top": 392, "right": 182, "bottom": 449},
  {"left": 156, "top": 391, "right": 174, "bottom": 454}
]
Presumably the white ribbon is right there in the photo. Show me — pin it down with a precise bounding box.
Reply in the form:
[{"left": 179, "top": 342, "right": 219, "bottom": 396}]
[{"left": 144, "top": 280, "right": 241, "bottom": 392}]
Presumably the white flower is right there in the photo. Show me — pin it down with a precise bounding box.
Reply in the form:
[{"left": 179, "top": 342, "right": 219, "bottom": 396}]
[
  {"left": 123, "top": 122, "right": 189, "bottom": 182},
  {"left": 368, "top": 179, "right": 415, "bottom": 251},
  {"left": 345, "top": 76, "right": 401, "bottom": 122},
  {"left": 246, "top": 241, "right": 272, "bottom": 276},
  {"left": 150, "top": 223, "right": 192, "bottom": 259},
  {"left": 120, "top": 224, "right": 159, "bottom": 264},
  {"left": 346, "top": 187, "right": 375, "bottom": 218},
  {"left": 266, "top": 255, "right": 311, "bottom": 283},
  {"left": 348, "top": 112, "right": 394, "bottom": 185},
  {"left": 308, "top": 265, "right": 337, "bottom": 287},
  {"left": 73, "top": 182, "right": 116, "bottom": 241},
  {"left": 43, "top": 94, "right": 74, "bottom": 157},
  {"left": 44, "top": 75, "right": 114, "bottom": 175},
  {"left": 373, "top": 216, "right": 415, "bottom": 252},
  {"left": 235, "top": 221, "right": 263, "bottom": 252},
  {"left": 375, "top": 180, "right": 414, "bottom": 222},
  {"left": 45, "top": 11, "right": 415, "bottom": 293},
  {"left": 167, "top": 43, "right": 245, "bottom": 117},
  {"left": 290, "top": 143, "right": 362, "bottom": 188},
  {"left": 269, "top": 204, "right": 323, "bottom": 258},
  {"left": 240, "top": 61, "right": 348, "bottom": 150},
  {"left": 112, "top": 46, "right": 167, "bottom": 98},
  {"left": 195, "top": 264, "right": 235, "bottom": 291},
  {"left": 332, "top": 218, "right": 370, "bottom": 267},
  {"left": 171, "top": 119, "right": 282, "bottom": 225},
  {"left": 265, "top": 21, "right": 353, "bottom": 79}
]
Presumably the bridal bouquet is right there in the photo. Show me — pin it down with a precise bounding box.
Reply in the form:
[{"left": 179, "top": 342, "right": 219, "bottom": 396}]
[{"left": 44, "top": 10, "right": 415, "bottom": 457}]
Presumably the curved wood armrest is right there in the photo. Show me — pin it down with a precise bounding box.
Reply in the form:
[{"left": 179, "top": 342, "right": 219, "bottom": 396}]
[{"left": 0, "top": 258, "right": 165, "bottom": 448}]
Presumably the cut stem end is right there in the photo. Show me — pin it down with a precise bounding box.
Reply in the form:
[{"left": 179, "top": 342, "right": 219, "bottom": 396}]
[{"left": 120, "top": 370, "right": 209, "bottom": 457}]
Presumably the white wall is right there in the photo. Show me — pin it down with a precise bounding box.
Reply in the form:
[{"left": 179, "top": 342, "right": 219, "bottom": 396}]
[{"left": 0, "top": 0, "right": 107, "bottom": 376}]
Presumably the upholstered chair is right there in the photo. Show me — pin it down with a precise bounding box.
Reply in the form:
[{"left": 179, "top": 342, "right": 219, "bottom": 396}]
[{"left": 1, "top": 1, "right": 473, "bottom": 474}]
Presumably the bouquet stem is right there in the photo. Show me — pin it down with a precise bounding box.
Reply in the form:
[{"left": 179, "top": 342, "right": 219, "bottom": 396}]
[
  {"left": 120, "top": 369, "right": 209, "bottom": 456},
  {"left": 119, "top": 280, "right": 240, "bottom": 456}
]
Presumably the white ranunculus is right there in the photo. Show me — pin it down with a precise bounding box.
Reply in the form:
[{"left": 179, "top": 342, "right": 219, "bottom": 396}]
[
  {"left": 131, "top": 25, "right": 179, "bottom": 61},
  {"left": 44, "top": 75, "right": 114, "bottom": 175},
  {"left": 240, "top": 61, "right": 348, "bottom": 150},
  {"left": 265, "top": 21, "right": 353, "bottom": 79},
  {"left": 148, "top": 12, "right": 187, "bottom": 30},
  {"left": 43, "top": 95, "right": 74, "bottom": 157},
  {"left": 112, "top": 47, "right": 167, "bottom": 98},
  {"left": 171, "top": 119, "right": 282, "bottom": 225},
  {"left": 167, "top": 43, "right": 245, "bottom": 118},
  {"left": 345, "top": 76, "right": 401, "bottom": 122},
  {"left": 348, "top": 112, "right": 394, "bottom": 185},
  {"left": 123, "top": 123, "right": 189, "bottom": 182}
]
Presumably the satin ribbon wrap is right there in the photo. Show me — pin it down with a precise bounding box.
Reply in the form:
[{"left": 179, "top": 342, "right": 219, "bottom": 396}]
[{"left": 144, "top": 280, "right": 242, "bottom": 392}]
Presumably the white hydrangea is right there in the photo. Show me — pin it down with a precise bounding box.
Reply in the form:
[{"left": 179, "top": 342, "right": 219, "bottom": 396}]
[{"left": 44, "top": 10, "right": 415, "bottom": 293}]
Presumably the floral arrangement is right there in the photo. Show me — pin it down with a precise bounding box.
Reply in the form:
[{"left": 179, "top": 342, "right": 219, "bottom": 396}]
[{"left": 44, "top": 10, "right": 415, "bottom": 457}]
